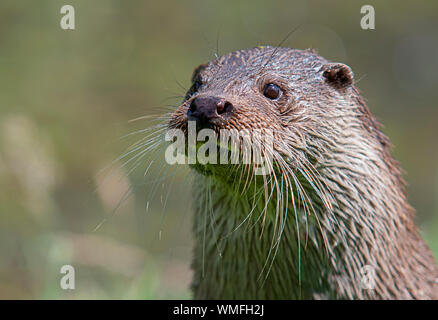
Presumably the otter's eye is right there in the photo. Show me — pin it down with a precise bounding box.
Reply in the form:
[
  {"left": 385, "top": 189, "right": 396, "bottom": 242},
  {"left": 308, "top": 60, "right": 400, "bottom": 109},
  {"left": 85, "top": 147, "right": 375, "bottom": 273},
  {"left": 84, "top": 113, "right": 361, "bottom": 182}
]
[
  {"left": 185, "top": 80, "right": 202, "bottom": 100},
  {"left": 263, "top": 83, "right": 282, "bottom": 100}
]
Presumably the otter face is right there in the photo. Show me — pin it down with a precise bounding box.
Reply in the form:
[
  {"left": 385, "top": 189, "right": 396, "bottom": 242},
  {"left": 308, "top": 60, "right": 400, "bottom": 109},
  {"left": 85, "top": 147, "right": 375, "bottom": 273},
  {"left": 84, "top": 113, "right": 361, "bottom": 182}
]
[{"left": 169, "top": 47, "right": 360, "bottom": 177}]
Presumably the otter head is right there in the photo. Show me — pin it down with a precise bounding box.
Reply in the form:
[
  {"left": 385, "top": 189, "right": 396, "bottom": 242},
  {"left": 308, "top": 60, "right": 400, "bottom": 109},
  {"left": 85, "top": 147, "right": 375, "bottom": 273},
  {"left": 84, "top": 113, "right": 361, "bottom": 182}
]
[{"left": 168, "top": 47, "right": 373, "bottom": 188}]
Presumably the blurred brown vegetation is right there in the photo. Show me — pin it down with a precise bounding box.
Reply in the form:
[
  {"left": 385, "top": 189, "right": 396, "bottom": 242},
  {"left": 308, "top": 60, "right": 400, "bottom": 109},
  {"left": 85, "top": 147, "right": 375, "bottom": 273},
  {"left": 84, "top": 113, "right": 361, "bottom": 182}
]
[{"left": 0, "top": 0, "right": 437, "bottom": 299}]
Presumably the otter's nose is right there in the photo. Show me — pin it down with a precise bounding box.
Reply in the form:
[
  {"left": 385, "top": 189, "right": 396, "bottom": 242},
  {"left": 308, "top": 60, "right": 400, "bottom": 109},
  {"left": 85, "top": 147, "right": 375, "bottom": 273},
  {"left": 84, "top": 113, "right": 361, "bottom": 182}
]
[{"left": 187, "top": 96, "right": 233, "bottom": 126}]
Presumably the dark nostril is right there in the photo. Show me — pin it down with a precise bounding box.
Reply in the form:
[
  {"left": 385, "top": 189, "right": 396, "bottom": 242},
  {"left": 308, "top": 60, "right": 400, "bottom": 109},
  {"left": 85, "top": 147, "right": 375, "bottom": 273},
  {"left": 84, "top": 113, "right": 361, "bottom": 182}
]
[{"left": 217, "top": 101, "right": 233, "bottom": 115}]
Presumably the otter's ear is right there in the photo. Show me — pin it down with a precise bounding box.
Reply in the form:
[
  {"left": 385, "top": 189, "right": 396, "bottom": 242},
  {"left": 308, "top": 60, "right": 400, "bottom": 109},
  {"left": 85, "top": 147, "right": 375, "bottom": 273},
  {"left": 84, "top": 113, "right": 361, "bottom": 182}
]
[
  {"left": 191, "top": 63, "right": 208, "bottom": 82},
  {"left": 321, "top": 63, "right": 354, "bottom": 89}
]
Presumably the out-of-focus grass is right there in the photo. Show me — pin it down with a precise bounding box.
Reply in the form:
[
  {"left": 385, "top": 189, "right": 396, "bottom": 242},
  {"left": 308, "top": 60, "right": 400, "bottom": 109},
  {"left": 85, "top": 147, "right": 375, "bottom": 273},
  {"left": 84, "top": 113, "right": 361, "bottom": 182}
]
[{"left": 0, "top": 0, "right": 437, "bottom": 299}]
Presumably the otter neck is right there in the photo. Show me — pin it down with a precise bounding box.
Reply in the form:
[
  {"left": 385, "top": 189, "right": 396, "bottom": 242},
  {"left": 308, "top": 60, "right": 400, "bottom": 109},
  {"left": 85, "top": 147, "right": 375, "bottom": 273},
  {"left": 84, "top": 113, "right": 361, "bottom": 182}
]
[
  {"left": 191, "top": 174, "right": 333, "bottom": 299},
  {"left": 190, "top": 160, "right": 437, "bottom": 299}
]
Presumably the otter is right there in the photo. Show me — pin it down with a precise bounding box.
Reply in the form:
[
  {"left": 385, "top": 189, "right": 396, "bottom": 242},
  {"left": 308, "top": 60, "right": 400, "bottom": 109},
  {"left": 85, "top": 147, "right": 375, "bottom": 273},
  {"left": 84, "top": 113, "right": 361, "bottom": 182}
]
[{"left": 167, "top": 47, "right": 438, "bottom": 299}]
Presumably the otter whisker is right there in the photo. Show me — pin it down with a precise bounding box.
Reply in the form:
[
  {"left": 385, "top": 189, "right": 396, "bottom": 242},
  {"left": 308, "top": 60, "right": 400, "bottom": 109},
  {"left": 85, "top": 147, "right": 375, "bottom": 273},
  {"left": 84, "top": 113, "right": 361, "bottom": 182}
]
[
  {"left": 123, "top": 139, "right": 164, "bottom": 176},
  {"left": 120, "top": 123, "right": 167, "bottom": 139},
  {"left": 207, "top": 175, "right": 223, "bottom": 257},
  {"left": 116, "top": 130, "right": 164, "bottom": 165}
]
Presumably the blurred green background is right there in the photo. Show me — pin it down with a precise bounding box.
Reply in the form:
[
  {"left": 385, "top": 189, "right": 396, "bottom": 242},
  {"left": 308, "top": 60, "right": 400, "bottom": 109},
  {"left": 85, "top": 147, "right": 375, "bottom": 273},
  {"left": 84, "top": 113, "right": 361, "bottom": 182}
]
[{"left": 0, "top": 0, "right": 437, "bottom": 299}]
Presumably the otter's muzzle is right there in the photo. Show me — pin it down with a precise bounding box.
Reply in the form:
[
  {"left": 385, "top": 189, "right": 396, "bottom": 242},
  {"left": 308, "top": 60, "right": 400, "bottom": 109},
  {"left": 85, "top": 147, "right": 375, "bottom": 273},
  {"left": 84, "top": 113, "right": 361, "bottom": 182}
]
[{"left": 187, "top": 96, "right": 233, "bottom": 128}]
